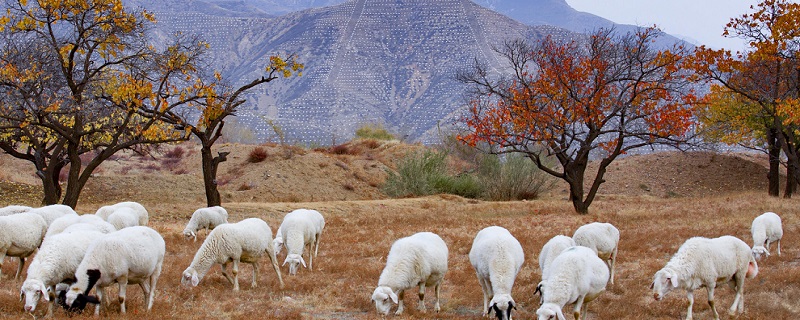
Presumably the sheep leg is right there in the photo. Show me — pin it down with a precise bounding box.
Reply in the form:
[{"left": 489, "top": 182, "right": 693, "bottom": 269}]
[
  {"left": 776, "top": 239, "right": 781, "bottom": 256},
  {"left": 573, "top": 294, "right": 585, "bottom": 320},
  {"left": 395, "top": 290, "right": 405, "bottom": 315},
  {"left": 95, "top": 287, "right": 105, "bottom": 316},
  {"left": 251, "top": 262, "right": 259, "bottom": 288},
  {"left": 706, "top": 285, "right": 719, "bottom": 320},
  {"left": 14, "top": 257, "right": 24, "bottom": 279},
  {"left": 609, "top": 245, "right": 618, "bottom": 285},
  {"left": 685, "top": 290, "right": 694, "bottom": 320},
  {"left": 728, "top": 273, "right": 745, "bottom": 315},
  {"left": 434, "top": 280, "right": 441, "bottom": 313},
  {"left": 231, "top": 260, "right": 240, "bottom": 291},
  {"left": 417, "top": 282, "right": 427, "bottom": 312},
  {"left": 477, "top": 275, "right": 490, "bottom": 314},
  {"left": 220, "top": 262, "right": 235, "bottom": 286},
  {"left": 307, "top": 240, "right": 314, "bottom": 270},
  {"left": 314, "top": 231, "right": 322, "bottom": 257},
  {"left": 266, "top": 245, "right": 284, "bottom": 289},
  {"left": 119, "top": 276, "right": 128, "bottom": 314},
  {"left": 0, "top": 251, "right": 5, "bottom": 278}
]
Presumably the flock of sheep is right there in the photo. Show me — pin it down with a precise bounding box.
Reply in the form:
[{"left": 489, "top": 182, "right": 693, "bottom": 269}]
[{"left": 0, "top": 200, "right": 785, "bottom": 319}]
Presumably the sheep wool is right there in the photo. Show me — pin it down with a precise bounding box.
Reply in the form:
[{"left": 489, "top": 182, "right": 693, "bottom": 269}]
[
  {"left": 751, "top": 211, "right": 783, "bottom": 259},
  {"left": 94, "top": 201, "right": 149, "bottom": 226},
  {"left": 536, "top": 246, "right": 609, "bottom": 320},
  {"left": 182, "top": 206, "right": 229, "bottom": 242},
  {"left": 468, "top": 226, "right": 524, "bottom": 320},
  {"left": 278, "top": 209, "right": 325, "bottom": 275},
  {"left": 0, "top": 212, "right": 48, "bottom": 279},
  {"left": 572, "top": 222, "right": 619, "bottom": 284},
  {"left": 371, "top": 232, "right": 448, "bottom": 316}
]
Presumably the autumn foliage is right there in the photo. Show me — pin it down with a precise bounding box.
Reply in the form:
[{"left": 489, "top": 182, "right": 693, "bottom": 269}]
[{"left": 459, "top": 28, "right": 698, "bottom": 213}]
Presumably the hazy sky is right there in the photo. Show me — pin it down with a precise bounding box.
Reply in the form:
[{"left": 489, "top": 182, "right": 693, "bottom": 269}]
[{"left": 565, "top": 0, "right": 763, "bottom": 52}]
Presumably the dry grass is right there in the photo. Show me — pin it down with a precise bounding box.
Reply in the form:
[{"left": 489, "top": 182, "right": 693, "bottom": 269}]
[{"left": 0, "top": 192, "right": 797, "bottom": 319}]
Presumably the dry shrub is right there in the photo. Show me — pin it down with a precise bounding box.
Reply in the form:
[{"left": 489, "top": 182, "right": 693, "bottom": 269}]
[
  {"left": 237, "top": 182, "right": 255, "bottom": 191},
  {"left": 360, "top": 139, "right": 381, "bottom": 149},
  {"left": 164, "top": 146, "right": 185, "bottom": 159},
  {"left": 328, "top": 144, "right": 351, "bottom": 155},
  {"left": 248, "top": 147, "right": 269, "bottom": 163},
  {"left": 342, "top": 182, "right": 355, "bottom": 191}
]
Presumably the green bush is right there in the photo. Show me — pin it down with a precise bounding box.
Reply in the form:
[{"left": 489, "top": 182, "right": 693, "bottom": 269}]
[
  {"left": 355, "top": 124, "right": 394, "bottom": 141},
  {"left": 382, "top": 150, "right": 450, "bottom": 197},
  {"left": 477, "top": 153, "right": 556, "bottom": 201}
]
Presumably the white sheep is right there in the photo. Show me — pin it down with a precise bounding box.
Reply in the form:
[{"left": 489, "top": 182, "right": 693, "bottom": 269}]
[
  {"left": 181, "top": 218, "right": 284, "bottom": 291},
  {"left": 751, "top": 211, "right": 782, "bottom": 259},
  {"left": 106, "top": 207, "right": 140, "bottom": 230},
  {"left": 272, "top": 225, "right": 284, "bottom": 255},
  {"left": 94, "top": 201, "right": 149, "bottom": 226},
  {"left": 535, "top": 235, "right": 577, "bottom": 304},
  {"left": 0, "top": 205, "right": 33, "bottom": 216},
  {"left": 0, "top": 212, "right": 48, "bottom": 279},
  {"left": 20, "top": 230, "right": 107, "bottom": 317},
  {"left": 572, "top": 222, "right": 619, "bottom": 284},
  {"left": 278, "top": 209, "right": 325, "bottom": 275},
  {"left": 535, "top": 246, "right": 609, "bottom": 320},
  {"left": 651, "top": 235, "right": 758, "bottom": 320},
  {"left": 65, "top": 226, "right": 165, "bottom": 315},
  {"left": 45, "top": 214, "right": 109, "bottom": 238},
  {"left": 468, "top": 226, "right": 524, "bottom": 320},
  {"left": 29, "top": 204, "right": 78, "bottom": 228},
  {"left": 371, "top": 232, "right": 448, "bottom": 316},
  {"left": 61, "top": 221, "right": 116, "bottom": 235},
  {"left": 182, "top": 206, "right": 229, "bottom": 242}
]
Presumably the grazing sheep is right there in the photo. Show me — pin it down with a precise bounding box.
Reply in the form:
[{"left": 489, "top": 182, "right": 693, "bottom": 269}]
[
  {"left": 0, "top": 212, "right": 48, "bottom": 279},
  {"left": 65, "top": 226, "right": 165, "bottom": 315},
  {"left": 536, "top": 246, "right": 609, "bottom": 320},
  {"left": 29, "top": 204, "right": 78, "bottom": 228},
  {"left": 20, "top": 230, "right": 106, "bottom": 317},
  {"left": 182, "top": 206, "right": 229, "bottom": 242},
  {"left": 535, "top": 235, "right": 576, "bottom": 304},
  {"left": 278, "top": 209, "right": 325, "bottom": 275},
  {"left": 371, "top": 232, "right": 448, "bottom": 316},
  {"left": 45, "top": 214, "right": 109, "bottom": 238},
  {"left": 94, "top": 201, "right": 148, "bottom": 226},
  {"left": 751, "top": 211, "right": 783, "bottom": 259},
  {"left": 272, "top": 225, "right": 284, "bottom": 255},
  {"left": 106, "top": 207, "right": 140, "bottom": 230},
  {"left": 0, "top": 205, "right": 33, "bottom": 216},
  {"left": 61, "top": 221, "right": 116, "bottom": 235},
  {"left": 651, "top": 236, "right": 758, "bottom": 320},
  {"left": 572, "top": 222, "right": 619, "bottom": 284},
  {"left": 468, "top": 226, "right": 524, "bottom": 320},
  {"left": 181, "top": 218, "right": 284, "bottom": 291}
]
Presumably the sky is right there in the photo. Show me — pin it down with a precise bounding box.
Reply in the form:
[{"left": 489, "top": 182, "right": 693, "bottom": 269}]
[{"left": 565, "top": 0, "right": 763, "bottom": 52}]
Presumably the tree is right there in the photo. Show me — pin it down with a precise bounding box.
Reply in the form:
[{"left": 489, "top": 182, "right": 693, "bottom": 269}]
[
  {"left": 0, "top": 0, "right": 216, "bottom": 207},
  {"left": 692, "top": 0, "right": 800, "bottom": 198},
  {"left": 458, "top": 28, "right": 698, "bottom": 214}
]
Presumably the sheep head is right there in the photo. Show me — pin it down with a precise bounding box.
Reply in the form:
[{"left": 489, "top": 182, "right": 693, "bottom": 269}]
[
  {"left": 536, "top": 302, "right": 566, "bottom": 320},
  {"left": 272, "top": 237, "right": 284, "bottom": 255},
  {"left": 20, "top": 279, "right": 48, "bottom": 313},
  {"left": 489, "top": 294, "right": 515, "bottom": 320},
  {"left": 65, "top": 269, "right": 102, "bottom": 314},
  {"left": 182, "top": 268, "right": 201, "bottom": 287},
  {"left": 371, "top": 286, "right": 398, "bottom": 315},
  {"left": 651, "top": 268, "right": 679, "bottom": 300},
  {"left": 183, "top": 229, "right": 197, "bottom": 242},
  {"left": 752, "top": 246, "right": 770, "bottom": 260},
  {"left": 283, "top": 254, "right": 306, "bottom": 275}
]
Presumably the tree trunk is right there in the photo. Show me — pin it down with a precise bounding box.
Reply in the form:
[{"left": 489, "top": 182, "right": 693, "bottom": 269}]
[
  {"left": 767, "top": 128, "right": 781, "bottom": 197},
  {"left": 38, "top": 167, "right": 62, "bottom": 205},
  {"left": 784, "top": 164, "right": 796, "bottom": 198},
  {"left": 565, "top": 162, "right": 590, "bottom": 215},
  {"left": 201, "top": 146, "right": 228, "bottom": 207}
]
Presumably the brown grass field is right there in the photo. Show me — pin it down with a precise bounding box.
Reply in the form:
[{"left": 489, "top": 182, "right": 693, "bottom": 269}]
[{"left": 0, "top": 143, "right": 798, "bottom": 319}]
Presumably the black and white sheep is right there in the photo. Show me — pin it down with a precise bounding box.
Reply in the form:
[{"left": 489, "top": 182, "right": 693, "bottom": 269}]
[
  {"left": 468, "top": 226, "right": 524, "bottom": 320},
  {"left": 535, "top": 246, "right": 609, "bottom": 320},
  {"left": 751, "top": 211, "right": 782, "bottom": 259},
  {"left": 181, "top": 218, "right": 284, "bottom": 291},
  {"left": 371, "top": 232, "right": 449, "bottom": 316},
  {"left": 651, "top": 235, "right": 758, "bottom": 320},
  {"left": 94, "top": 201, "right": 149, "bottom": 226},
  {"left": 182, "top": 206, "right": 229, "bottom": 242},
  {"left": 0, "top": 212, "right": 48, "bottom": 279},
  {"left": 277, "top": 209, "right": 325, "bottom": 275},
  {"left": 572, "top": 222, "right": 619, "bottom": 284},
  {"left": 65, "top": 226, "right": 165, "bottom": 315}
]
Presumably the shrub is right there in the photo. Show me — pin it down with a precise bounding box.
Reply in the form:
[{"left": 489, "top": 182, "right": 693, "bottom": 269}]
[
  {"left": 164, "top": 146, "right": 185, "bottom": 159},
  {"left": 477, "top": 153, "right": 556, "bottom": 201},
  {"left": 382, "top": 150, "right": 451, "bottom": 197},
  {"left": 248, "top": 147, "right": 268, "bottom": 163},
  {"left": 355, "top": 124, "right": 394, "bottom": 141}
]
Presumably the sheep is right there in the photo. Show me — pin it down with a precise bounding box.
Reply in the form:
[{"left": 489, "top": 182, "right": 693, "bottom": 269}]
[
  {"left": 468, "top": 226, "right": 524, "bottom": 320},
  {"left": 272, "top": 225, "right": 283, "bottom": 255},
  {"left": 65, "top": 226, "right": 165, "bottom": 315},
  {"left": 535, "top": 246, "right": 609, "bottom": 320},
  {"left": 20, "top": 230, "right": 107, "bottom": 317},
  {"left": 29, "top": 204, "right": 78, "bottom": 228},
  {"left": 181, "top": 218, "right": 284, "bottom": 291},
  {"left": 651, "top": 235, "right": 758, "bottom": 320},
  {"left": 371, "top": 232, "right": 448, "bottom": 316},
  {"left": 182, "top": 206, "right": 229, "bottom": 242},
  {"left": 751, "top": 211, "right": 783, "bottom": 259},
  {"left": 45, "top": 214, "right": 109, "bottom": 238},
  {"left": 106, "top": 207, "right": 140, "bottom": 230},
  {"left": 61, "top": 221, "right": 117, "bottom": 235},
  {"left": 572, "top": 222, "right": 619, "bottom": 284},
  {"left": 0, "top": 205, "right": 33, "bottom": 216},
  {"left": 278, "top": 209, "right": 325, "bottom": 275},
  {"left": 535, "top": 235, "right": 577, "bottom": 304},
  {"left": 94, "top": 201, "right": 149, "bottom": 226},
  {"left": 0, "top": 212, "right": 48, "bottom": 279}
]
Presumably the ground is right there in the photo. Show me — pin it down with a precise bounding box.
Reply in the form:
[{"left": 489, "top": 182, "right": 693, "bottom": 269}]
[{"left": 0, "top": 141, "right": 797, "bottom": 319}]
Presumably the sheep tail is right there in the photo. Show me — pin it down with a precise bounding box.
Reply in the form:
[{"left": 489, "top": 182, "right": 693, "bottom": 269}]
[{"left": 746, "top": 256, "right": 758, "bottom": 279}]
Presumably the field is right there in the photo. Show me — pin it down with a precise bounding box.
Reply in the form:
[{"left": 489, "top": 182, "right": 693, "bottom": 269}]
[{"left": 0, "top": 142, "right": 798, "bottom": 319}]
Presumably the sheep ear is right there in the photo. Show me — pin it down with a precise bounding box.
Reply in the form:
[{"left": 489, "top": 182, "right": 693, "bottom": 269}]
[
  {"left": 40, "top": 284, "right": 50, "bottom": 301},
  {"left": 649, "top": 282, "right": 654, "bottom": 290},
  {"left": 84, "top": 295, "right": 100, "bottom": 304},
  {"left": 388, "top": 290, "right": 398, "bottom": 304},
  {"left": 191, "top": 273, "right": 200, "bottom": 287},
  {"left": 19, "top": 290, "right": 24, "bottom": 302},
  {"left": 282, "top": 257, "right": 289, "bottom": 266},
  {"left": 669, "top": 274, "right": 678, "bottom": 288},
  {"left": 300, "top": 256, "right": 307, "bottom": 268}
]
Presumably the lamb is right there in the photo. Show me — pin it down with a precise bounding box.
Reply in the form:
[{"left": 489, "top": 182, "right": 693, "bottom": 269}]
[
  {"left": 181, "top": 218, "right": 284, "bottom": 291},
  {"left": 468, "top": 226, "right": 524, "bottom": 320},
  {"left": 277, "top": 209, "right": 325, "bottom": 275},
  {"left": 751, "top": 211, "right": 782, "bottom": 259},
  {"left": 0, "top": 212, "right": 48, "bottom": 279},
  {"left": 651, "top": 235, "right": 758, "bottom": 320},
  {"left": 182, "top": 206, "right": 229, "bottom": 242},
  {"left": 29, "top": 204, "right": 78, "bottom": 228},
  {"left": 65, "top": 226, "right": 165, "bottom": 315},
  {"left": 371, "top": 232, "right": 448, "bottom": 316},
  {"left": 535, "top": 246, "right": 609, "bottom": 320},
  {"left": 572, "top": 222, "right": 619, "bottom": 284},
  {"left": 94, "top": 201, "right": 149, "bottom": 226},
  {"left": 106, "top": 207, "right": 140, "bottom": 230},
  {"left": 20, "top": 230, "right": 107, "bottom": 317},
  {"left": 535, "top": 235, "right": 577, "bottom": 304},
  {"left": 45, "top": 214, "right": 109, "bottom": 238}
]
